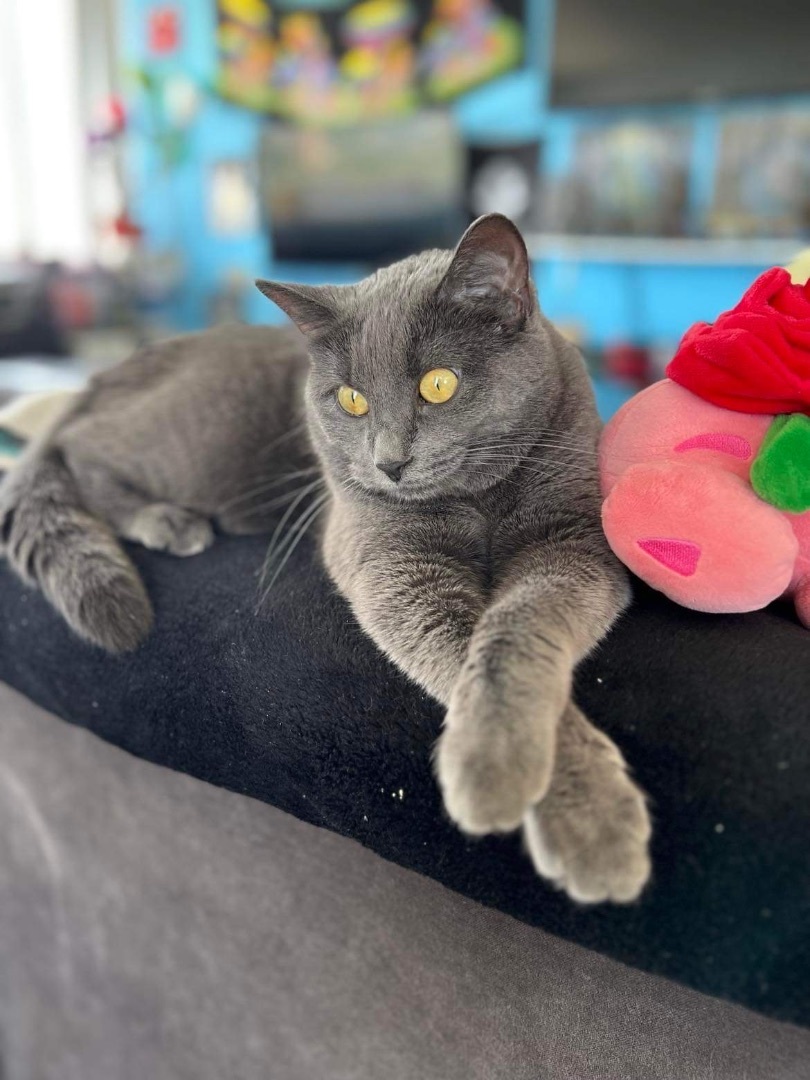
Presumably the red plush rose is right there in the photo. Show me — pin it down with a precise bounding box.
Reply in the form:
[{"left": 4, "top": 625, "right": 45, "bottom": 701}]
[{"left": 666, "top": 267, "right": 810, "bottom": 415}]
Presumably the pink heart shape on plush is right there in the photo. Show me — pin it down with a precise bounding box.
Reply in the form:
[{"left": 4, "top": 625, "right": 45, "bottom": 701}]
[{"left": 637, "top": 538, "right": 702, "bottom": 577}]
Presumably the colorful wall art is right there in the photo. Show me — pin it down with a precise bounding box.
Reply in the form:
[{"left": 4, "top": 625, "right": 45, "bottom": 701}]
[{"left": 216, "top": 0, "right": 524, "bottom": 125}]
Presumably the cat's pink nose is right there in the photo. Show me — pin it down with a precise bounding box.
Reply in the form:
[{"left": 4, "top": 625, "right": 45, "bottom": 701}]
[{"left": 636, "top": 538, "right": 701, "bottom": 577}]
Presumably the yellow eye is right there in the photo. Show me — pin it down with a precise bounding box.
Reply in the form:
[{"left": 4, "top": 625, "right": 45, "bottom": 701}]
[
  {"left": 419, "top": 368, "right": 458, "bottom": 404},
  {"left": 337, "top": 385, "right": 369, "bottom": 416}
]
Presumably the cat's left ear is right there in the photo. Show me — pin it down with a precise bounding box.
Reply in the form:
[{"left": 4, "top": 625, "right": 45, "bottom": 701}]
[
  {"left": 439, "top": 214, "right": 534, "bottom": 327},
  {"left": 255, "top": 280, "right": 340, "bottom": 338}
]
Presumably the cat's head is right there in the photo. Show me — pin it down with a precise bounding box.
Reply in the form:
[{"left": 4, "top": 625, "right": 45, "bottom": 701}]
[{"left": 257, "top": 214, "right": 567, "bottom": 502}]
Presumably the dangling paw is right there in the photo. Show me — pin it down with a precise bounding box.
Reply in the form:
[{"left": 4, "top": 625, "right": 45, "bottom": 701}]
[
  {"left": 523, "top": 709, "right": 651, "bottom": 904},
  {"left": 435, "top": 669, "right": 561, "bottom": 836},
  {"left": 436, "top": 719, "right": 555, "bottom": 836}
]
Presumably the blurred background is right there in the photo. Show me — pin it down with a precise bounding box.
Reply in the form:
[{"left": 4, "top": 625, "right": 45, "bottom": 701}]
[{"left": 2, "top": 0, "right": 810, "bottom": 415}]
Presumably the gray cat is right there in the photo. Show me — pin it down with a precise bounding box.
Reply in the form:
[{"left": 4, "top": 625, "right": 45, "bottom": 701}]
[{"left": 0, "top": 214, "right": 651, "bottom": 903}]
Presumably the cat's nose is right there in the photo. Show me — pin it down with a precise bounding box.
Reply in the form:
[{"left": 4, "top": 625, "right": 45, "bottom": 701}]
[{"left": 376, "top": 458, "right": 411, "bottom": 483}]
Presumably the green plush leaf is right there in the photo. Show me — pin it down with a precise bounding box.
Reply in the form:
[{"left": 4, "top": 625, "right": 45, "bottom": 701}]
[{"left": 751, "top": 413, "right": 810, "bottom": 514}]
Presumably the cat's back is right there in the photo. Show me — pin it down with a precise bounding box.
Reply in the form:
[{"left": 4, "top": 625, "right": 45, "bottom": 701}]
[
  {"left": 55, "top": 323, "right": 311, "bottom": 505},
  {"left": 82, "top": 323, "right": 307, "bottom": 405},
  {"left": 60, "top": 323, "right": 307, "bottom": 439}
]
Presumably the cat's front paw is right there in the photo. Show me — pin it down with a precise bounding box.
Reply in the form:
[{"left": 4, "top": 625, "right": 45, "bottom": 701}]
[
  {"left": 435, "top": 682, "right": 559, "bottom": 836},
  {"left": 523, "top": 727, "right": 651, "bottom": 904}
]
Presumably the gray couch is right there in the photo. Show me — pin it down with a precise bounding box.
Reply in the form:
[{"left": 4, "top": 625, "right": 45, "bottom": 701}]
[{"left": 2, "top": 682, "right": 808, "bottom": 1080}]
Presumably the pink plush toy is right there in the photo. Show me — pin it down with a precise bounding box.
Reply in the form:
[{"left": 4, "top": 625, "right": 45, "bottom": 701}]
[{"left": 600, "top": 267, "right": 810, "bottom": 627}]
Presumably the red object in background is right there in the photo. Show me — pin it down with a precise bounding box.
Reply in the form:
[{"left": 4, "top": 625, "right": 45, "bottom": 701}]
[
  {"left": 88, "top": 95, "right": 127, "bottom": 145},
  {"left": 107, "top": 95, "right": 126, "bottom": 135},
  {"left": 667, "top": 267, "right": 810, "bottom": 416},
  {"left": 603, "top": 342, "right": 651, "bottom": 388},
  {"left": 149, "top": 7, "right": 181, "bottom": 54},
  {"left": 50, "top": 278, "right": 95, "bottom": 330},
  {"left": 113, "top": 212, "right": 143, "bottom": 240}
]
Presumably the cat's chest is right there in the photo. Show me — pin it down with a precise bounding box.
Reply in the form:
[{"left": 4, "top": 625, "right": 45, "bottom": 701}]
[
  {"left": 484, "top": 490, "right": 565, "bottom": 566},
  {"left": 327, "top": 485, "right": 556, "bottom": 582},
  {"left": 329, "top": 495, "right": 490, "bottom": 561}
]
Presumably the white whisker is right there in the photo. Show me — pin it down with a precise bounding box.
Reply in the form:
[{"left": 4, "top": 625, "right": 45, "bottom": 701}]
[
  {"left": 222, "top": 466, "right": 321, "bottom": 512},
  {"left": 257, "top": 491, "right": 331, "bottom": 605}
]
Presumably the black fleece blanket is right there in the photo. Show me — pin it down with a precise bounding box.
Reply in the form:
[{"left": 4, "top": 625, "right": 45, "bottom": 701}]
[{"left": 0, "top": 527, "right": 808, "bottom": 1026}]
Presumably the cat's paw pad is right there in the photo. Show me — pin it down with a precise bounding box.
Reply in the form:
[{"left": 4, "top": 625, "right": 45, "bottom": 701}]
[
  {"left": 127, "top": 504, "right": 214, "bottom": 557},
  {"left": 524, "top": 752, "right": 651, "bottom": 904},
  {"left": 435, "top": 723, "right": 553, "bottom": 836}
]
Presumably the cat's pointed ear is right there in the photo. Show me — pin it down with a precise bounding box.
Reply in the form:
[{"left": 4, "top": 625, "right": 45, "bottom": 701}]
[
  {"left": 439, "top": 214, "right": 533, "bottom": 326},
  {"left": 255, "top": 280, "right": 339, "bottom": 338}
]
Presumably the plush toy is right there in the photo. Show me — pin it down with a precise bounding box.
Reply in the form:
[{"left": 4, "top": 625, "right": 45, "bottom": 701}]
[{"left": 600, "top": 266, "right": 810, "bottom": 627}]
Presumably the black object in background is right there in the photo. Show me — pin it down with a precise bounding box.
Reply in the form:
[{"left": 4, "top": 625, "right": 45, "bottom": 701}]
[
  {"left": 0, "top": 267, "right": 69, "bottom": 359},
  {"left": 553, "top": 0, "right": 810, "bottom": 106},
  {"left": 259, "top": 112, "right": 467, "bottom": 263}
]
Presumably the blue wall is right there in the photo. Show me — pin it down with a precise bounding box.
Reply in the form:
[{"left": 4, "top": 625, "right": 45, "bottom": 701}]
[
  {"left": 534, "top": 258, "right": 789, "bottom": 351},
  {"left": 122, "top": 0, "right": 555, "bottom": 329},
  {"left": 536, "top": 97, "right": 808, "bottom": 346},
  {"left": 123, "top": 0, "right": 271, "bottom": 328},
  {"left": 122, "top": 0, "right": 807, "bottom": 349}
]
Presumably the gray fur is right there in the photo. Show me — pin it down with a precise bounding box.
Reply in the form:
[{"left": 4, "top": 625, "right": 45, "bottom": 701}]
[
  {"left": 0, "top": 215, "right": 651, "bottom": 902},
  {"left": 0, "top": 324, "right": 313, "bottom": 649}
]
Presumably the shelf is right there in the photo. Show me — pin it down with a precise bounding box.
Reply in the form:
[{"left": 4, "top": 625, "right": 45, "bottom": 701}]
[{"left": 524, "top": 233, "right": 803, "bottom": 267}]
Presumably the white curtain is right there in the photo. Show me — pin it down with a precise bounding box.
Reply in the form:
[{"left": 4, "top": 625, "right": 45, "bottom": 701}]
[{"left": 0, "top": 0, "right": 92, "bottom": 265}]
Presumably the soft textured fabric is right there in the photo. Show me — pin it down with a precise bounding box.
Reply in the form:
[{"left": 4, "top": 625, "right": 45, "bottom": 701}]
[
  {"left": 666, "top": 266, "right": 810, "bottom": 415},
  {"left": 751, "top": 413, "right": 810, "bottom": 513},
  {"left": 0, "top": 517, "right": 808, "bottom": 1026},
  {"left": 600, "top": 379, "right": 810, "bottom": 622},
  {"left": 2, "top": 682, "right": 808, "bottom": 1080}
]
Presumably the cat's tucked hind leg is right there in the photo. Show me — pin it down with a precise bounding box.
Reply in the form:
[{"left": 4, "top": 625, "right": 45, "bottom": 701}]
[
  {"left": 73, "top": 461, "right": 215, "bottom": 558},
  {"left": 523, "top": 701, "right": 651, "bottom": 904},
  {"left": 123, "top": 503, "right": 214, "bottom": 557}
]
